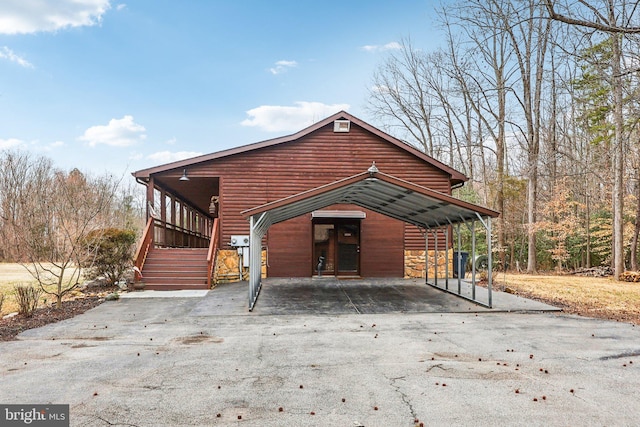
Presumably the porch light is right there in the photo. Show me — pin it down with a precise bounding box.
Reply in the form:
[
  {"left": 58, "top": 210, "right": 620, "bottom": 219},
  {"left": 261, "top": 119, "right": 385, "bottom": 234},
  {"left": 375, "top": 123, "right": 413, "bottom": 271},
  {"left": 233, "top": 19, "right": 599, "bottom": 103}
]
[
  {"left": 367, "top": 161, "right": 379, "bottom": 176},
  {"left": 179, "top": 169, "right": 190, "bottom": 181}
]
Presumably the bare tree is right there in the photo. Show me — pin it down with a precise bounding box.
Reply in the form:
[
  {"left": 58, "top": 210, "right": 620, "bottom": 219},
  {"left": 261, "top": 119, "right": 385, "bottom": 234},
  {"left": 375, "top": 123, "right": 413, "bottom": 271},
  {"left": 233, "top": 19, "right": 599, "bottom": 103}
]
[
  {"left": 440, "top": 0, "right": 517, "bottom": 269},
  {"left": 544, "top": 0, "right": 640, "bottom": 278},
  {"left": 1, "top": 151, "right": 124, "bottom": 307}
]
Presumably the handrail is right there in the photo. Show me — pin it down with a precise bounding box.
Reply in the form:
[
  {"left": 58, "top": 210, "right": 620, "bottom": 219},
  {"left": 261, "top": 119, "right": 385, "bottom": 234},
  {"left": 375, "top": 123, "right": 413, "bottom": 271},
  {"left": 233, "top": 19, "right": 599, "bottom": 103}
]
[
  {"left": 133, "top": 216, "right": 154, "bottom": 281},
  {"left": 206, "top": 218, "right": 220, "bottom": 286},
  {"left": 153, "top": 218, "right": 210, "bottom": 248}
]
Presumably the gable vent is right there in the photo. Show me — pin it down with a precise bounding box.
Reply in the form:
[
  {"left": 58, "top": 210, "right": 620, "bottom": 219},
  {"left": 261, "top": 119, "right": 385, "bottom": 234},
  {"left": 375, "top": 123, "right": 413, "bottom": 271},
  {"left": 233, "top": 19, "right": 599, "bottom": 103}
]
[{"left": 333, "top": 120, "right": 351, "bottom": 133}]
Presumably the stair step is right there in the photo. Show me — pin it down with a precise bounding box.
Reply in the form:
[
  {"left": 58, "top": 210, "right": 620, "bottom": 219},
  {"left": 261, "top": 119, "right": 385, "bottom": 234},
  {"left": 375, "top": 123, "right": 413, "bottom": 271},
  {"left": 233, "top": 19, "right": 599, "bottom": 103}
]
[
  {"left": 143, "top": 283, "right": 209, "bottom": 291},
  {"left": 141, "top": 277, "right": 207, "bottom": 283},
  {"left": 140, "top": 247, "right": 210, "bottom": 290}
]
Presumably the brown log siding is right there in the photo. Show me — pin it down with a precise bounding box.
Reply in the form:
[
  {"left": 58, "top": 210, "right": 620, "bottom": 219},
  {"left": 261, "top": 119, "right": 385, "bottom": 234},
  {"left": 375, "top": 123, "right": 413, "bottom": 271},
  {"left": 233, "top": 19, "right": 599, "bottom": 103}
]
[{"left": 164, "top": 122, "right": 453, "bottom": 276}]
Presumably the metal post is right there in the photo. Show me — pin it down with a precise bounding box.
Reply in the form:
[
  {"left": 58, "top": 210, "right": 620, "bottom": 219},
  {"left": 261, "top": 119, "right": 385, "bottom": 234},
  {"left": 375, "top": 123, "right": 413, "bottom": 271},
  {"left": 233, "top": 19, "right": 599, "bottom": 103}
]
[
  {"left": 249, "top": 216, "right": 256, "bottom": 307},
  {"left": 434, "top": 230, "right": 439, "bottom": 288},
  {"left": 456, "top": 223, "right": 462, "bottom": 294},
  {"left": 471, "top": 219, "right": 476, "bottom": 301},
  {"left": 487, "top": 216, "right": 493, "bottom": 308},
  {"left": 445, "top": 227, "right": 449, "bottom": 290},
  {"left": 425, "top": 232, "right": 429, "bottom": 285}
]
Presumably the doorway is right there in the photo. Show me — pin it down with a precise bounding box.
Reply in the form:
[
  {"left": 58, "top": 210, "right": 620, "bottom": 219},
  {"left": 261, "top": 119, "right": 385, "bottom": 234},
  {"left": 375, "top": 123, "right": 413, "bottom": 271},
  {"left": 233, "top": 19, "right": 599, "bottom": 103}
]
[{"left": 313, "top": 220, "right": 360, "bottom": 276}]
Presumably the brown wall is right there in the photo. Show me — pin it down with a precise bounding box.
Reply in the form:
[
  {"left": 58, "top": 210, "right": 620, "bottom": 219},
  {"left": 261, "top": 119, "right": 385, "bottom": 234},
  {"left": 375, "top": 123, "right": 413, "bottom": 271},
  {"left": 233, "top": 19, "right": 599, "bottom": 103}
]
[{"left": 156, "top": 121, "right": 453, "bottom": 277}]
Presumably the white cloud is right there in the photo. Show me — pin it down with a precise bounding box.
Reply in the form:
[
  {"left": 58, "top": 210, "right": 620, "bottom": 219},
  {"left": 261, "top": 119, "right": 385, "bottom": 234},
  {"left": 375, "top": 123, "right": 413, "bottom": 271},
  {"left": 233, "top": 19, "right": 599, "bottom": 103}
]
[
  {"left": 0, "top": 137, "right": 24, "bottom": 149},
  {"left": 269, "top": 60, "right": 297, "bottom": 75},
  {"left": 361, "top": 42, "right": 402, "bottom": 53},
  {"left": 146, "top": 150, "right": 203, "bottom": 163},
  {"left": 116, "top": 4, "right": 126, "bottom": 11},
  {"left": 241, "top": 101, "right": 351, "bottom": 133},
  {"left": 0, "top": 46, "right": 33, "bottom": 68},
  {"left": 38, "top": 140, "right": 66, "bottom": 152},
  {"left": 0, "top": 0, "right": 111, "bottom": 35},
  {"left": 79, "top": 115, "right": 147, "bottom": 147},
  {"left": 165, "top": 137, "right": 177, "bottom": 145}
]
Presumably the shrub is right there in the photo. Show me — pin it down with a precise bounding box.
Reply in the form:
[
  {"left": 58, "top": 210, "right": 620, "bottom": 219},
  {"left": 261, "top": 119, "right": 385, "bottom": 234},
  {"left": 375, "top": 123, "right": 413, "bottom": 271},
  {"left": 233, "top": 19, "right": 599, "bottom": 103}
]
[
  {"left": 85, "top": 228, "right": 137, "bottom": 285},
  {"left": 0, "top": 293, "right": 4, "bottom": 313},
  {"left": 14, "top": 284, "right": 42, "bottom": 317}
]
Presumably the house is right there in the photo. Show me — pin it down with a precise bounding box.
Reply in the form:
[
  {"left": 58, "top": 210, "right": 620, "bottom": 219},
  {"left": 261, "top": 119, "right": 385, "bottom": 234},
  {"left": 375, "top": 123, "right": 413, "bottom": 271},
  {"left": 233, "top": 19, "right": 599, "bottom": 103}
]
[{"left": 132, "top": 111, "right": 499, "bottom": 308}]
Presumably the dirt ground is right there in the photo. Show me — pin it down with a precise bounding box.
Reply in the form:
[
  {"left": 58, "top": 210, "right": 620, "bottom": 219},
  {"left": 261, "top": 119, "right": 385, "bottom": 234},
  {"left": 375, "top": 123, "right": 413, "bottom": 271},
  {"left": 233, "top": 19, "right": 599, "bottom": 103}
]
[{"left": 0, "top": 263, "right": 115, "bottom": 341}]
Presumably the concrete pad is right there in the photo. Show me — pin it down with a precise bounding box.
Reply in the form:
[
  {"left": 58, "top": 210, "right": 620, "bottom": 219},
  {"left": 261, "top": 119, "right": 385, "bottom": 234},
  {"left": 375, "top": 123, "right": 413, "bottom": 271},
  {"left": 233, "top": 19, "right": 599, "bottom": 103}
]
[
  {"left": 120, "top": 290, "right": 209, "bottom": 299},
  {"left": 2, "top": 279, "right": 637, "bottom": 426},
  {"left": 190, "top": 278, "right": 559, "bottom": 316}
]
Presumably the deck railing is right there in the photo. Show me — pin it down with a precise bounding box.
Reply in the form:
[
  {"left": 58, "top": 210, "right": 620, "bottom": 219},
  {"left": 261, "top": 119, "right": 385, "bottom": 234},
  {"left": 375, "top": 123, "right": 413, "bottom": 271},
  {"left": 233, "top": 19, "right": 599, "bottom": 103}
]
[
  {"left": 206, "top": 218, "right": 220, "bottom": 286},
  {"left": 153, "top": 218, "right": 210, "bottom": 248},
  {"left": 133, "top": 217, "right": 154, "bottom": 281},
  {"left": 133, "top": 217, "right": 212, "bottom": 281}
]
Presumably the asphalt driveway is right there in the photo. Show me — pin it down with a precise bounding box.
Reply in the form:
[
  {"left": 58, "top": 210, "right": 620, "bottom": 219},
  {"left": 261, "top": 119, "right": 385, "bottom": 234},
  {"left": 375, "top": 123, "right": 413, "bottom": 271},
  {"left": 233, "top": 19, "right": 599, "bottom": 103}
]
[{"left": 1, "top": 279, "right": 639, "bottom": 426}]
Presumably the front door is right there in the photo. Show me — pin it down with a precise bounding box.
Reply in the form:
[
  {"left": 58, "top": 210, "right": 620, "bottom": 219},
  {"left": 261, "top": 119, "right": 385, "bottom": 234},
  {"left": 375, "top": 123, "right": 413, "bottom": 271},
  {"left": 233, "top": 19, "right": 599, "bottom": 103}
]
[{"left": 313, "top": 220, "right": 360, "bottom": 276}]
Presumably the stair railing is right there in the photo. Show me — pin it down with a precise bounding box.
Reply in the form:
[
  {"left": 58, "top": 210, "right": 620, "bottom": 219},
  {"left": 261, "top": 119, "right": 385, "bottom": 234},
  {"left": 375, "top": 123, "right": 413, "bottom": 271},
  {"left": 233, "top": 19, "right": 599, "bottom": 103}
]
[
  {"left": 206, "top": 218, "right": 220, "bottom": 286},
  {"left": 133, "top": 217, "right": 154, "bottom": 281}
]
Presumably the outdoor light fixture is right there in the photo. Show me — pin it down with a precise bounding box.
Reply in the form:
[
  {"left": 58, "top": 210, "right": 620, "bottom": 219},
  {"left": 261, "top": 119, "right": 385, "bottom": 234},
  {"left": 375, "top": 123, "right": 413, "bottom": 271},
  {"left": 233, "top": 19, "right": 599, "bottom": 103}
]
[
  {"left": 179, "top": 169, "right": 190, "bottom": 181},
  {"left": 368, "top": 161, "right": 379, "bottom": 176}
]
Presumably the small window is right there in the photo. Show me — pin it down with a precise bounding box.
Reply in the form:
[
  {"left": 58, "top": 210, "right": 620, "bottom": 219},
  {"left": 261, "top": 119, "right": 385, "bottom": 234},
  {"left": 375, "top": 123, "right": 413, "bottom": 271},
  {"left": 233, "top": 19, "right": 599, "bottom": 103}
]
[{"left": 333, "top": 120, "right": 350, "bottom": 133}]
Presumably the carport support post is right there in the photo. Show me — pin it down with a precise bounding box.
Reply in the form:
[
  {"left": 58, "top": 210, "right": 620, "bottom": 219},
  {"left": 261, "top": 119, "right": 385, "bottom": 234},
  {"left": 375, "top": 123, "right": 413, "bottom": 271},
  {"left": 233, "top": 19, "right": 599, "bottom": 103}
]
[
  {"left": 456, "top": 223, "right": 461, "bottom": 294},
  {"left": 433, "top": 230, "right": 438, "bottom": 287},
  {"left": 487, "top": 216, "right": 493, "bottom": 308},
  {"left": 249, "top": 213, "right": 268, "bottom": 311},
  {"left": 424, "top": 231, "right": 429, "bottom": 285},
  {"left": 471, "top": 219, "right": 476, "bottom": 301},
  {"left": 445, "top": 227, "right": 449, "bottom": 290}
]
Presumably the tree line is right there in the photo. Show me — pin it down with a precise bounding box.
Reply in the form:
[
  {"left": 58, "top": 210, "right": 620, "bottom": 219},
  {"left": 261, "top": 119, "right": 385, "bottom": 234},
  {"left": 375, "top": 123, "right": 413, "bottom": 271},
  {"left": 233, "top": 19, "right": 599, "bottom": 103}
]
[
  {"left": 0, "top": 150, "right": 143, "bottom": 306},
  {"left": 367, "top": 0, "right": 640, "bottom": 278}
]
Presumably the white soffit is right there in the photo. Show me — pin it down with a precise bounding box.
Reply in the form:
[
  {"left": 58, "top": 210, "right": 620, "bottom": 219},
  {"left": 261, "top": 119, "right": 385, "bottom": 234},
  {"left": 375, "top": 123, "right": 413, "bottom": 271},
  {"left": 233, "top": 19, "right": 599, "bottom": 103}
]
[{"left": 311, "top": 210, "right": 366, "bottom": 219}]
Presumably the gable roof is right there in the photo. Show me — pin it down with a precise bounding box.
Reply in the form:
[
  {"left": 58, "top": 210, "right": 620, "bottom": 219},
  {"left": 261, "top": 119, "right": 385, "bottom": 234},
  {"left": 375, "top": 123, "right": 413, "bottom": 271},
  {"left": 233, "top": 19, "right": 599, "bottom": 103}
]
[
  {"left": 242, "top": 166, "right": 497, "bottom": 232},
  {"left": 132, "top": 111, "right": 468, "bottom": 186}
]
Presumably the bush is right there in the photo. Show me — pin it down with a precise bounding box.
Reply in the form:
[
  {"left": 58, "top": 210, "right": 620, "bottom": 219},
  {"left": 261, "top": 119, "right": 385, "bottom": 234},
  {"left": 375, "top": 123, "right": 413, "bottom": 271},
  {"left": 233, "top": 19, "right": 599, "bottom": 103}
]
[
  {"left": 14, "top": 284, "right": 42, "bottom": 317},
  {"left": 85, "top": 228, "right": 137, "bottom": 285},
  {"left": 0, "top": 293, "right": 4, "bottom": 313}
]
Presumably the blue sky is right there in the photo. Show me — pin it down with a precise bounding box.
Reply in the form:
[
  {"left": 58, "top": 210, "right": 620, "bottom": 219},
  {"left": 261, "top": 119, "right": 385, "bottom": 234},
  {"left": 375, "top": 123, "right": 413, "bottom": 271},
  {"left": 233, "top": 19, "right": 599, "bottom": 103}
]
[{"left": 0, "top": 1, "right": 441, "bottom": 176}]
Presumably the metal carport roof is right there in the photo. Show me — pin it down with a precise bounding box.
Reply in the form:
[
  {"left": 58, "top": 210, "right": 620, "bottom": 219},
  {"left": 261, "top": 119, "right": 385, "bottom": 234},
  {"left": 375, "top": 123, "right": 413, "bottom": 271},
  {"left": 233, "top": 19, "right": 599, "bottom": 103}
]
[{"left": 241, "top": 164, "right": 500, "bottom": 310}]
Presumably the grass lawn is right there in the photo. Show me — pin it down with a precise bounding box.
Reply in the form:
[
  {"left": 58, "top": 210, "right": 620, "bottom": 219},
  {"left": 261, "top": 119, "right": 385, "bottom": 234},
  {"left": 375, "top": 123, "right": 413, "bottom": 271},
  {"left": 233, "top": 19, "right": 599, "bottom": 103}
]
[
  {"left": 493, "top": 272, "right": 640, "bottom": 324},
  {"left": 0, "top": 263, "right": 84, "bottom": 315}
]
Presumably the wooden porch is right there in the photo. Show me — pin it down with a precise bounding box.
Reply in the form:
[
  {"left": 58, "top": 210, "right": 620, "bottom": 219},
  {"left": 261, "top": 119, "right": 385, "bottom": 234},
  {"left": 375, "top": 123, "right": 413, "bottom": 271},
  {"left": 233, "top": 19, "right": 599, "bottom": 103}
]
[{"left": 132, "top": 172, "right": 221, "bottom": 290}]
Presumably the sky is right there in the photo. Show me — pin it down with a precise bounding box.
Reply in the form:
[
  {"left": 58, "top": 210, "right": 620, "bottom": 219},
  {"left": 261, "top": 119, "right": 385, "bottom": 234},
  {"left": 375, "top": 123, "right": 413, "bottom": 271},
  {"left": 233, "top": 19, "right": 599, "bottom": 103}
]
[{"left": 0, "top": 1, "right": 442, "bottom": 177}]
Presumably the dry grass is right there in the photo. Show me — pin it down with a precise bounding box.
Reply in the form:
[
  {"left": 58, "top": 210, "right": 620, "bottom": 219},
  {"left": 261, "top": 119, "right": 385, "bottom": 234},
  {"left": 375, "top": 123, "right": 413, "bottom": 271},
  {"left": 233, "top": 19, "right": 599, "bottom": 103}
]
[
  {"left": 0, "top": 263, "right": 84, "bottom": 315},
  {"left": 494, "top": 272, "right": 640, "bottom": 324}
]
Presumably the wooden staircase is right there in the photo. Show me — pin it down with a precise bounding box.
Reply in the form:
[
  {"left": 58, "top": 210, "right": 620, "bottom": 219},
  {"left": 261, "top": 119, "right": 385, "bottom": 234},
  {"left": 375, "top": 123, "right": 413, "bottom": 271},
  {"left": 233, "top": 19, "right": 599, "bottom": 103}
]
[{"left": 140, "top": 247, "right": 209, "bottom": 290}]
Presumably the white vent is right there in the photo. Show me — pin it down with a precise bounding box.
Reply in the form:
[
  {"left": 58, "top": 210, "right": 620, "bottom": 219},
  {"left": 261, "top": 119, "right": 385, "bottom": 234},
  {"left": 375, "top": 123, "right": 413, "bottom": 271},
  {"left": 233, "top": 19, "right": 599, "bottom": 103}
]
[{"left": 333, "top": 120, "right": 350, "bottom": 133}]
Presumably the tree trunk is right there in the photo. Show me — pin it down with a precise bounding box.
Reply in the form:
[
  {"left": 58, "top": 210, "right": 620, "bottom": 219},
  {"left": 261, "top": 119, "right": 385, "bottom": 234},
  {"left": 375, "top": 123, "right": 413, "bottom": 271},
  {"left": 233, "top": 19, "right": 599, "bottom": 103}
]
[
  {"left": 612, "top": 31, "right": 625, "bottom": 279},
  {"left": 527, "top": 161, "right": 538, "bottom": 273},
  {"left": 631, "top": 168, "right": 640, "bottom": 271}
]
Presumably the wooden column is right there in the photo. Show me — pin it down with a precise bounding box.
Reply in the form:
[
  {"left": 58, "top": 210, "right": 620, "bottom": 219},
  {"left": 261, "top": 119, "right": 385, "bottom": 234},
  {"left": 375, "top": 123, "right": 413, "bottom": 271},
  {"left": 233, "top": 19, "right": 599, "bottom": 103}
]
[{"left": 146, "top": 177, "right": 155, "bottom": 220}]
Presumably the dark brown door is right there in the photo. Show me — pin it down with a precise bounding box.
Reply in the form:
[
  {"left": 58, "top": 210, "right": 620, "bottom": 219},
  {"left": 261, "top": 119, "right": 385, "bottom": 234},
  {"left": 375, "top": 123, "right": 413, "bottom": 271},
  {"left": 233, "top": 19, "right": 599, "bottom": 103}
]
[{"left": 313, "top": 220, "right": 360, "bottom": 276}]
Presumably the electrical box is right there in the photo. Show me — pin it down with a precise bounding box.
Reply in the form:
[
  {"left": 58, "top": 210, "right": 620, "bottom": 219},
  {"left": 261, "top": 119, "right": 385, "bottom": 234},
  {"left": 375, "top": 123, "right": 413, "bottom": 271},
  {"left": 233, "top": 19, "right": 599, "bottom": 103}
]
[{"left": 230, "top": 235, "right": 250, "bottom": 247}]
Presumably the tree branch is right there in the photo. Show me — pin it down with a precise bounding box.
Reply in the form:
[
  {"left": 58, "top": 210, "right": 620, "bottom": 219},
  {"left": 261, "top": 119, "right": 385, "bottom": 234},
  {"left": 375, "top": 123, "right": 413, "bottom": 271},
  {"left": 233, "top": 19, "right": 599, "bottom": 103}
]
[{"left": 544, "top": 0, "right": 640, "bottom": 33}]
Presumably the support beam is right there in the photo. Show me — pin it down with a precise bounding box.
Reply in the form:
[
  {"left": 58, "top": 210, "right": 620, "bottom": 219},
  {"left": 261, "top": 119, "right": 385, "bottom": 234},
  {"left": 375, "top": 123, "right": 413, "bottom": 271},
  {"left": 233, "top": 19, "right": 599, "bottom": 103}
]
[
  {"left": 486, "top": 216, "right": 493, "bottom": 308},
  {"left": 146, "top": 177, "right": 155, "bottom": 219},
  {"left": 249, "top": 213, "right": 269, "bottom": 311},
  {"left": 456, "top": 223, "right": 461, "bottom": 294}
]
